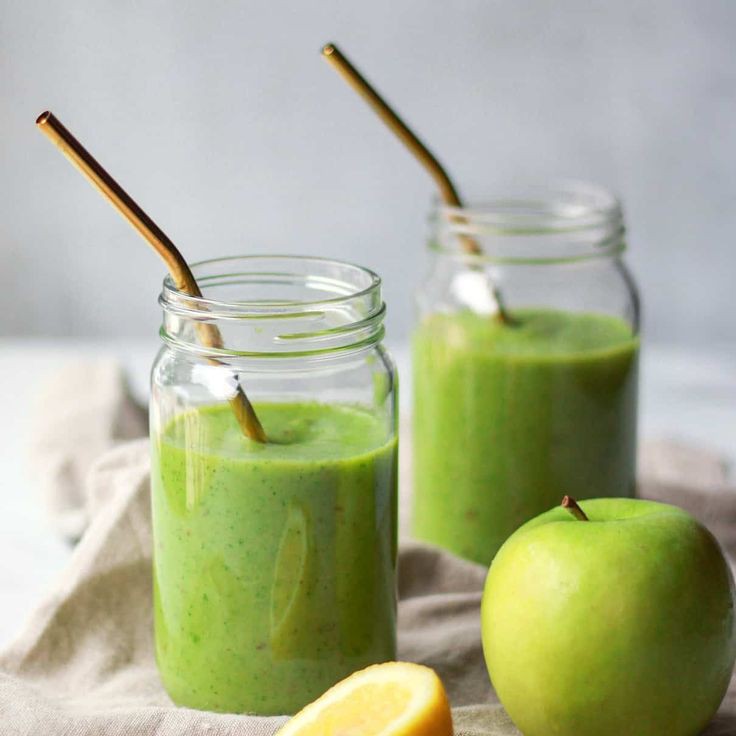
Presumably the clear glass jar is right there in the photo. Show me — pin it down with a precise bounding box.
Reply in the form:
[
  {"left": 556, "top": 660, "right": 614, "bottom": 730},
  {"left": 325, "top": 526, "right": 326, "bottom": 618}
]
[
  {"left": 412, "top": 182, "right": 640, "bottom": 566},
  {"left": 150, "top": 256, "right": 398, "bottom": 715}
]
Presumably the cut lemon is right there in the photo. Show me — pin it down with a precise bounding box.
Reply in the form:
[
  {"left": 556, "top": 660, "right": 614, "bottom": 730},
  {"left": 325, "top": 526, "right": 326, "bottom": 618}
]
[{"left": 275, "top": 661, "right": 453, "bottom": 736}]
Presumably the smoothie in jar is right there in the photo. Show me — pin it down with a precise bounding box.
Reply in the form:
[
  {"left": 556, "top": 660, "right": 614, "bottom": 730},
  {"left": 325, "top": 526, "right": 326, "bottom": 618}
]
[
  {"left": 151, "top": 401, "right": 397, "bottom": 715},
  {"left": 412, "top": 308, "right": 638, "bottom": 566}
]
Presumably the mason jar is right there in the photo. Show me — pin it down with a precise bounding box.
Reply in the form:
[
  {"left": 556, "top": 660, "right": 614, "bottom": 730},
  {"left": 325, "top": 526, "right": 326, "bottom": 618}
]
[
  {"left": 412, "top": 182, "right": 640, "bottom": 566},
  {"left": 150, "top": 256, "right": 398, "bottom": 715}
]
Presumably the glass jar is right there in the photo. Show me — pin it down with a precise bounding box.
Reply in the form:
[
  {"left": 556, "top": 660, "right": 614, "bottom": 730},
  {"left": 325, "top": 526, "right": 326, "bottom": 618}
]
[
  {"left": 412, "top": 182, "right": 639, "bottom": 566},
  {"left": 150, "top": 256, "right": 398, "bottom": 715}
]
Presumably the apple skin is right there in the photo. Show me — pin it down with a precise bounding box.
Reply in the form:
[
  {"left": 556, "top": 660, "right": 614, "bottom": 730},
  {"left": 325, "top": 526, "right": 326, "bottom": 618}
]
[{"left": 481, "top": 498, "right": 736, "bottom": 736}]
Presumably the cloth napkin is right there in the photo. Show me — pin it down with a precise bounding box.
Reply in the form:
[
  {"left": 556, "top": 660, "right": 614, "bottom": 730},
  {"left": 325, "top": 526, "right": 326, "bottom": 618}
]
[{"left": 1, "top": 362, "right": 735, "bottom": 736}]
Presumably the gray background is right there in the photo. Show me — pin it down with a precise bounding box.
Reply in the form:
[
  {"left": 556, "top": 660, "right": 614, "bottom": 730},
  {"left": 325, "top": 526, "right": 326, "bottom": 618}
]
[{"left": 0, "top": 1, "right": 733, "bottom": 346}]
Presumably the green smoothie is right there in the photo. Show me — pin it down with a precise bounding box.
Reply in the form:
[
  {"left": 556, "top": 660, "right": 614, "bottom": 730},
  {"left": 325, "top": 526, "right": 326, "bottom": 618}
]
[
  {"left": 151, "top": 402, "right": 397, "bottom": 715},
  {"left": 412, "top": 308, "right": 638, "bottom": 566}
]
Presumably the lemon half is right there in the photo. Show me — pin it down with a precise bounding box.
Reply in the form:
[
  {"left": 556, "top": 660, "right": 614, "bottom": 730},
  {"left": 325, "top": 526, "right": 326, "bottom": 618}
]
[{"left": 276, "top": 661, "right": 453, "bottom": 736}]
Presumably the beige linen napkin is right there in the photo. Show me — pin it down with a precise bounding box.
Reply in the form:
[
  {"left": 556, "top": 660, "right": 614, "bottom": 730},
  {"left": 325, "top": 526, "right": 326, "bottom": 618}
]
[
  {"left": 27, "top": 359, "right": 147, "bottom": 541},
  {"left": 1, "top": 362, "right": 735, "bottom": 735}
]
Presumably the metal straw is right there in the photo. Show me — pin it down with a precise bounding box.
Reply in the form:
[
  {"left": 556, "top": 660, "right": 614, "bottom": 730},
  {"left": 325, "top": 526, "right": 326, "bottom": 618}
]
[
  {"left": 321, "top": 43, "right": 515, "bottom": 325},
  {"left": 36, "top": 111, "right": 268, "bottom": 443}
]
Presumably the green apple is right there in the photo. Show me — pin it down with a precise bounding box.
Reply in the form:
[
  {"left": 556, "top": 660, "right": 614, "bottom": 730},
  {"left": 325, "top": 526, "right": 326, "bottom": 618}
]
[{"left": 481, "top": 497, "right": 736, "bottom": 736}]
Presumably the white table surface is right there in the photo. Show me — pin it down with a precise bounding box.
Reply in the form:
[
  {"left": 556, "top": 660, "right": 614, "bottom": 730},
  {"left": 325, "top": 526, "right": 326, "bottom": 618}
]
[{"left": 1, "top": 338, "right": 734, "bottom": 648}]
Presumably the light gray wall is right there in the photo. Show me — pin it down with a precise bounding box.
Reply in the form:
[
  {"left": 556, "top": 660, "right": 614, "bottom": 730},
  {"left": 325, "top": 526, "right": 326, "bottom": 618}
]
[{"left": 1, "top": 1, "right": 734, "bottom": 346}]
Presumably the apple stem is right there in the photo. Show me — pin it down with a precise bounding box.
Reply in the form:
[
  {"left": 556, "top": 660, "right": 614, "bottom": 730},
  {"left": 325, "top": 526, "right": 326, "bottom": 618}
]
[{"left": 561, "top": 496, "right": 589, "bottom": 522}]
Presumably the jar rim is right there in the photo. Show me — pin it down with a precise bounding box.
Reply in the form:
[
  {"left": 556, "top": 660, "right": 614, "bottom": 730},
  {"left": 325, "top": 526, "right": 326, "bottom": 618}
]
[
  {"left": 430, "top": 180, "right": 626, "bottom": 264},
  {"left": 434, "top": 180, "right": 622, "bottom": 231},
  {"left": 161, "top": 254, "right": 381, "bottom": 316},
  {"left": 158, "top": 255, "right": 386, "bottom": 359}
]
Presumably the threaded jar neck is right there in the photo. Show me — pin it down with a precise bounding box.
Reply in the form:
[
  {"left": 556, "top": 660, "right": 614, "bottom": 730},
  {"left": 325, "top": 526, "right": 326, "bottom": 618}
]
[
  {"left": 430, "top": 180, "right": 626, "bottom": 264},
  {"left": 159, "top": 255, "right": 385, "bottom": 359}
]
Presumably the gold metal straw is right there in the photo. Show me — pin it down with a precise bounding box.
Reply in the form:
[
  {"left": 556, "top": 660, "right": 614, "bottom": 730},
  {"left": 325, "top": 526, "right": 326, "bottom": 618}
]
[
  {"left": 321, "top": 43, "right": 515, "bottom": 325},
  {"left": 36, "top": 111, "right": 268, "bottom": 443}
]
